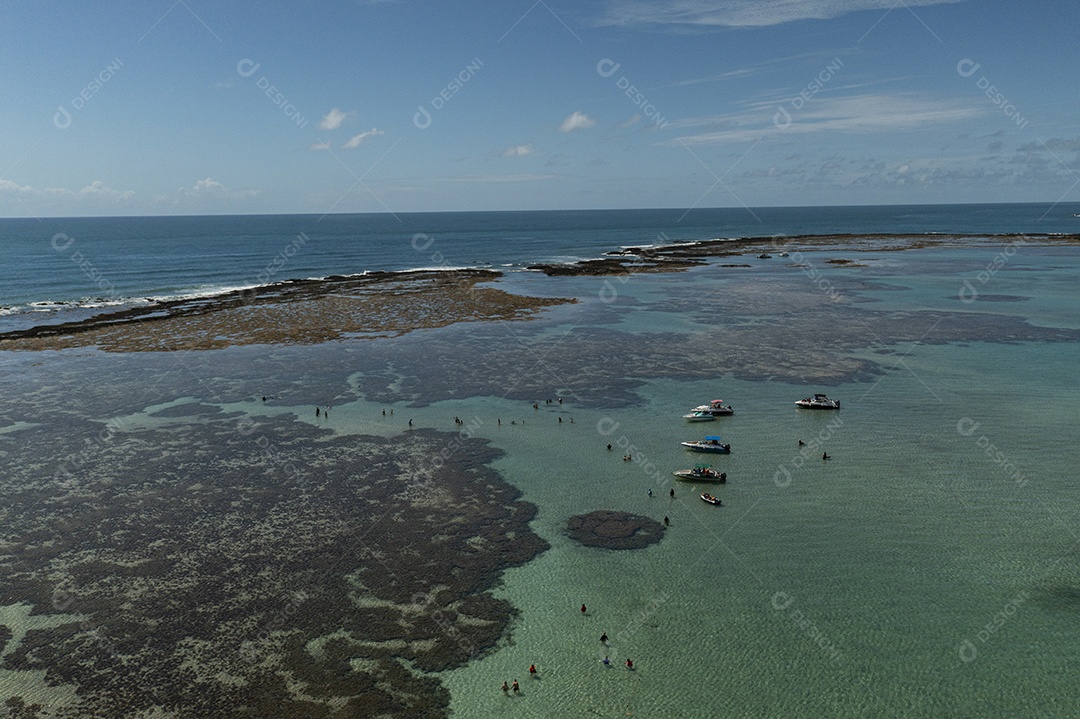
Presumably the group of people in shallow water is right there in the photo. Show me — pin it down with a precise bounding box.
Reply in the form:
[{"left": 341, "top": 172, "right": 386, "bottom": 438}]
[
  {"left": 502, "top": 605, "right": 640, "bottom": 693},
  {"left": 500, "top": 665, "right": 539, "bottom": 695}
]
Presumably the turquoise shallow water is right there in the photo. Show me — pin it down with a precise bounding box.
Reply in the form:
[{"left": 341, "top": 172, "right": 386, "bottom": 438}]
[{"left": 432, "top": 248, "right": 1080, "bottom": 717}]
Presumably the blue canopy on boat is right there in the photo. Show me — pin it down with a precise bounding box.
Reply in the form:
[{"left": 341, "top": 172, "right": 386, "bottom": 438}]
[{"left": 705, "top": 436, "right": 722, "bottom": 441}]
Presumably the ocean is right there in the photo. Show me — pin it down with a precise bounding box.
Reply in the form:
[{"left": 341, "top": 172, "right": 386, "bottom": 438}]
[
  {"left": 1, "top": 204, "right": 1079, "bottom": 718},
  {"left": 3, "top": 203, "right": 1078, "bottom": 329}
]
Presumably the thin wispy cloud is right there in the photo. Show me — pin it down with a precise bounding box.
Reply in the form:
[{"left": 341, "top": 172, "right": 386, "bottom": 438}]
[
  {"left": 309, "top": 141, "right": 332, "bottom": 151},
  {"left": 0, "top": 179, "right": 136, "bottom": 203},
  {"left": 600, "top": 0, "right": 964, "bottom": 28},
  {"left": 670, "top": 92, "right": 983, "bottom": 145},
  {"left": 343, "top": 128, "right": 384, "bottom": 148},
  {"left": 559, "top": 111, "right": 596, "bottom": 132},
  {"left": 433, "top": 174, "right": 555, "bottom": 183},
  {"left": 674, "top": 50, "right": 847, "bottom": 87},
  {"left": 319, "top": 108, "right": 349, "bottom": 130},
  {"left": 501, "top": 144, "right": 535, "bottom": 157}
]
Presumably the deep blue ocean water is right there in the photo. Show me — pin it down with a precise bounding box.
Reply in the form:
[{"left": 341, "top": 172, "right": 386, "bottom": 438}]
[{"left": 3, "top": 203, "right": 1079, "bottom": 331}]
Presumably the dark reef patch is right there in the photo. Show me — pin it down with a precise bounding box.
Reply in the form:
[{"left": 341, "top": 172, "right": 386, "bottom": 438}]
[
  {"left": 0, "top": 416, "right": 547, "bottom": 718},
  {"left": 565, "top": 511, "right": 665, "bottom": 550},
  {"left": 527, "top": 256, "right": 702, "bottom": 276},
  {"left": 0, "top": 270, "right": 574, "bottom": 352}
]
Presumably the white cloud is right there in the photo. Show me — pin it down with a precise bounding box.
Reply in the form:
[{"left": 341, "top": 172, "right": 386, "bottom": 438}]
[
  {"left": 618, "top": 114, "right": 642, "bottom": 129},
  {"left": 77, "top": 180, "right": 136, "bottom": 202},
  {"left": 191, "top": 178, "right": 226, "bottom": 193},
  {"left": 559, "top": 111, "right": 596, "bottom": 133},
  {"left": 319, "top": 108, "right": 349, "bottom": 130},
  {"left": 600, "top": 0, "right": 964, "bottom": 28},
  {"left": 309, "top": 141, "right": 332, "bottom": 151},
  {"left": 179, "top": 177, "right": 259, "bottom": 200},
  {"left": 343, "top": 128, "right": 384, "bottom": 148},
  {"left": 501, "top": 144, "right": 535, "bottom": 158}
]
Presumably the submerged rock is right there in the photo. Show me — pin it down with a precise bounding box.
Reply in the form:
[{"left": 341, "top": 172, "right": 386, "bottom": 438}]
[{"left": 565, "top": 510, "right": 665, "bottom": 550}]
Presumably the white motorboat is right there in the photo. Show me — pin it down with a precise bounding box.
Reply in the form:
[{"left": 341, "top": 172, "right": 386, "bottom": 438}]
[
  {"left": 795, "top": 393, "right": 840, "bottom": 410},
  {"left": 681, "top": 436, "right": 731, "bottom": 454},
  {"left": 690, "top": 399, "right": 734, "bottom": 416},
  {"left": 672, "top": 464, "right": 727, "bottom": 483},
  {"left": 683, "top": 410, "right": 716, "bottom": 422}
]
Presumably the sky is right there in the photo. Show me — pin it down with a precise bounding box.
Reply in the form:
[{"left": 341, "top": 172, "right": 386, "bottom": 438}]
[{"left": 1, "top": 0, "right": 1078, "bottom": 216}]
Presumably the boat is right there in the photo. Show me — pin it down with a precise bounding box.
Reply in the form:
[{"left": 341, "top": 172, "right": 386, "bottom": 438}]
[
  {"left": 777, "top": 251, "right": 789, "bottom": 257},
  {"left": 758, "top": 253, "right": 772, "bottom": 259},
  {"left": 700, "top": 492, "right": 723, "bottom": 506},
  {"left": 795, "top": 393, "right": 840, "bottom": 410},
  {"left": 672, "top": 464, "right": 727, "bottom": 483},
  {"left": 690, "top": 399, "right": 734, "bottom": 416},
  {"left": 683, "top": 410, "right": 716, "bottom": 422},
  {"left": 681, "top": 436, "right": 731, "bottom": 453}
]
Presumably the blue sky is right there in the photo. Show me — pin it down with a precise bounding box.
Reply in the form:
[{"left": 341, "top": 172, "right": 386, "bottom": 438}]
[{"left": 2, "top": 0, "right": 1077, "bottom": 216}]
